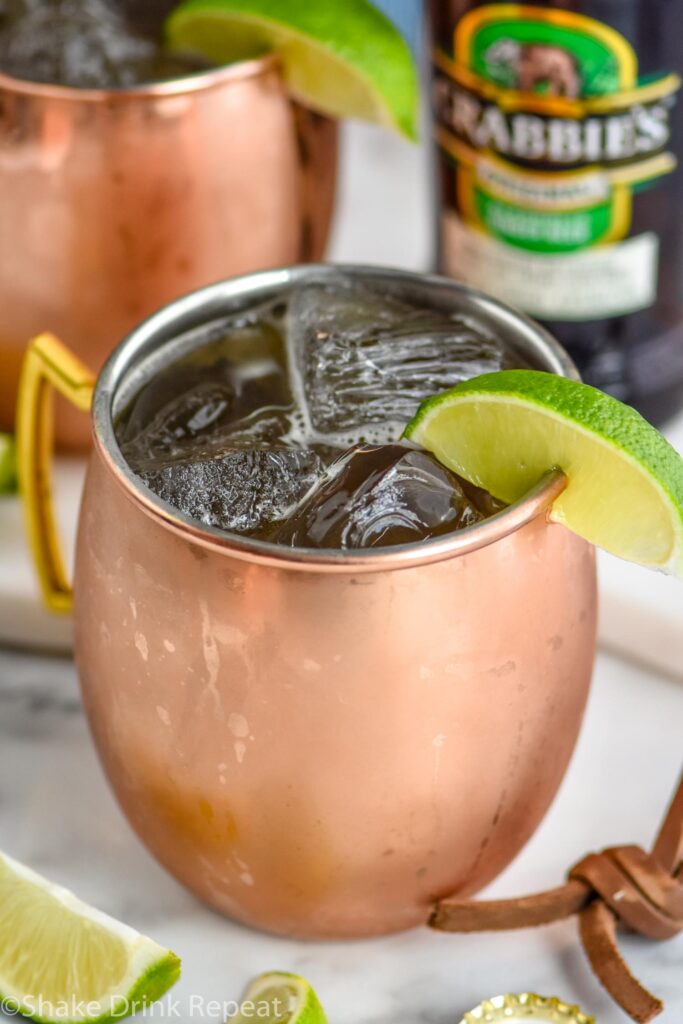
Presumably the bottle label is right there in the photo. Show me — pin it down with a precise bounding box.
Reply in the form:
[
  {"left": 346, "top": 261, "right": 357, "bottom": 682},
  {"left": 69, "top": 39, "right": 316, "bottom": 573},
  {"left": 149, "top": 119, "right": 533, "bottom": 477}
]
[{"left": 433, "top": 3, "right": 681, "bottom": 319}]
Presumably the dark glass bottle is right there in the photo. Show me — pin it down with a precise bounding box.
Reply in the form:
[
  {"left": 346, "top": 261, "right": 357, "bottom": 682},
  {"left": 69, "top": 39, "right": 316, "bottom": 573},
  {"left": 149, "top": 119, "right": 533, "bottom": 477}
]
[{"left": 430, "top": 0, "right": 683, "bottom": 424}]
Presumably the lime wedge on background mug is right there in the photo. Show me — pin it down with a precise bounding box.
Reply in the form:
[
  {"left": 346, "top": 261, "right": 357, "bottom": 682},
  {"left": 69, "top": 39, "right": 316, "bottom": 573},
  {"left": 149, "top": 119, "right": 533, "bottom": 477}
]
[
  {"left": 166, "top": 0, "right": 419, "bottom": 139},
  {"left": 0, "top": 433, "right": 16, "bottom": 493},
  {"left": 404, "top": 370, "right": 683, "bottom": 577},
  {"left": 230, "top": 972, "right": 328, "bottom": 1024},
  {"left": 0, "top": 851, "right": 180, "bottom": 1023}
]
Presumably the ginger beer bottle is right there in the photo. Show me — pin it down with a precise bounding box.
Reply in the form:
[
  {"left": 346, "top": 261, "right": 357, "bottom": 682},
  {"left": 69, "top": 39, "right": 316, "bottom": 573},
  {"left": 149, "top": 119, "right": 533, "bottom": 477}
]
[{"left": 430, "top": 0, "right": 683, "bottom": 424}]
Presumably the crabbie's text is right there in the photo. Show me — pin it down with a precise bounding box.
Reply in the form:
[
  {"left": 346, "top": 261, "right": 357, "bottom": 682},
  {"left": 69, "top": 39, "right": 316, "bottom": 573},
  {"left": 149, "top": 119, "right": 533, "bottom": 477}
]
[{"left": 433, "top": 70, "right": 679, "bottom": 168}]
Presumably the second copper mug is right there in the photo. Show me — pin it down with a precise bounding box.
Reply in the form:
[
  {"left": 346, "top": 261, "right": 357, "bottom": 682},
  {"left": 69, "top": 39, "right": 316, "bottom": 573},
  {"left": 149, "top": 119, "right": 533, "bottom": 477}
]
[
  {"left": 0, "top": 59, "right": 337, "bottom": 449},
  {"left": 18, "top": 265, "right": 597, "bottom": 939}
]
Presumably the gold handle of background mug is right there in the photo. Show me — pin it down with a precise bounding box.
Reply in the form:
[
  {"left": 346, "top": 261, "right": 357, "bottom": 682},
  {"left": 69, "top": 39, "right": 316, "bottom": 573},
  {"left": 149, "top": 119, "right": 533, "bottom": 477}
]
[{"left": 17, "top": 334, "right": 95, "bottom": 614}]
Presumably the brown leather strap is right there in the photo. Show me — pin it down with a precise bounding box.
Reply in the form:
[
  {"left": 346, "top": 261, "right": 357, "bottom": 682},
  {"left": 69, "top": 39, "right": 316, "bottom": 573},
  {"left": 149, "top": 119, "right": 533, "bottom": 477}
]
[
  {"left": 653, "top": 773, "right": 683, "bottom": 876},
  {"left": 570, "top": 846, "right": 683, "bottom": 940},
  {"left": 429, "top": 773, "right": 683, "bottom": 1022},
  {"left": 610, "top": 845, "right": 683, "bottom": 923},
  {"left": 431, "top": 878, "right": 590, "bottom": 931},
  {"left": 579, "top": 900, "right": 663, "bottom": 1024}
]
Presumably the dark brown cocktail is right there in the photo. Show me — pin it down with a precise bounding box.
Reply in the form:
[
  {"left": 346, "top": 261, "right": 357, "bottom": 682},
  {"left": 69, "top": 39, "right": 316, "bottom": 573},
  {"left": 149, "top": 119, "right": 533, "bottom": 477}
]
[
  {"left": 0, "top": 0, "right": 209, "bottom": 88},
  {"left": 117, "top": 275, "right": 520, "bottom": 549}
]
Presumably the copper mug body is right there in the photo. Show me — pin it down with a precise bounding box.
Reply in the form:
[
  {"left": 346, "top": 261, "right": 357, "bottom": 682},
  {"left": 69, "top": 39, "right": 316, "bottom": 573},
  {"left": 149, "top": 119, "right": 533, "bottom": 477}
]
[
  {"left": 19, "top": 266, "right": 597, "bottom": 939},
  {"left": 0, "top": 60, "right": 337, "bottom": 449}
]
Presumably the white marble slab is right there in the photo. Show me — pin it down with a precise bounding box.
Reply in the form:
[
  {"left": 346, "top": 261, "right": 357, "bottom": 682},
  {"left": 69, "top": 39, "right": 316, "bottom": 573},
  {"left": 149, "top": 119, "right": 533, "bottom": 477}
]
[
  {"left": 1, "top": 647, "right": 681, "bottom": 1023},
  {"left": 596, "top": 416, "right": 683, "bottom": 682},
  {"left": 0, "top": 458, "right": 81, "bottom": 653}
]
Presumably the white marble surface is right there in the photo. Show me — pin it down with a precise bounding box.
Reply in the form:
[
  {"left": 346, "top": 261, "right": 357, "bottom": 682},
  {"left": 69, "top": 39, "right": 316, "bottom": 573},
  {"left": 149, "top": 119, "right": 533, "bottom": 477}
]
[{"left": 1, "top": 645, "right": 681, "bottom": 1023}]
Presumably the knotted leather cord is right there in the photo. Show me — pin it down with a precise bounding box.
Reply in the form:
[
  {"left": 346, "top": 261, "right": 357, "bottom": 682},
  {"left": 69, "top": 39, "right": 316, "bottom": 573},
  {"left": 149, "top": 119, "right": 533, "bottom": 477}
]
[{"left": 430, "top": 773, "right": 683, "bottom": 1023}]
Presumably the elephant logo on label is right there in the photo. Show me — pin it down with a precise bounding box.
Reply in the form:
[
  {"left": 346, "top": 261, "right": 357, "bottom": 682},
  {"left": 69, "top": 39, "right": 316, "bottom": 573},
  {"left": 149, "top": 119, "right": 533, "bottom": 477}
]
[{"left": 484, "top": 38, "right": 582, "bottom": 98}]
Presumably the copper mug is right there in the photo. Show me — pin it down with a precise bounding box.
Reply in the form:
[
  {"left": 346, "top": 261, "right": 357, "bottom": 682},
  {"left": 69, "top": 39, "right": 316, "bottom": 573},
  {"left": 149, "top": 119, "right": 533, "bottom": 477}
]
[
  {"left": 17, "top": 265, "right": 597, "bottom": 939},
  {"left": 0, "top": 59, "right": 337, "bottom": 449}
]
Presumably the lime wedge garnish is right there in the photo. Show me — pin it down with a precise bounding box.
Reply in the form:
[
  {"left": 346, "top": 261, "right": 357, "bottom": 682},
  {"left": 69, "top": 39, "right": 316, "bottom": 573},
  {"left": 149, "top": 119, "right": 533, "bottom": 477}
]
[
  {"left": 230, "top": 972, "right": 328, "bottom": 1024},
  {"left": 166, "top": 0, "right": 418, "bottom": 139},
  {"left": 404, "top": 370, "right": 683, "bottom": 577},
  {"left": 0, "top": 851, "right": 180, "bottom": 1024},
  {"left": 0, "top": 433, "right": 17, "bottom": 494}
]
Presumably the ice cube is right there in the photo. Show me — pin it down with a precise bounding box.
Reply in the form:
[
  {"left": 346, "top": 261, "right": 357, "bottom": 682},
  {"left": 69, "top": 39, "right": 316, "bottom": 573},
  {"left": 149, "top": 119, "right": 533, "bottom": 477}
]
[
  {"left": 0, "top": 0, "right": 208, "bottom": 88},
  {"left": 120, "top": 336, "right": 292, "bottom": 468},
  {"left": 287, "top": 278, "right": 510, "bottom": 444},
  {"left": 275, "top": 443, "right": 503, "bottom": 550},
  {"left": 138, "top": 445, "right": 325, "bottom": 539},
  {"left": 208, "top": 408, "right": 294, "bottom": 449},
  {"left": 122, "top": 379, "right": 238, "bottom": 468},
  {"left": 122, "top": 381, "right": 294, "bottom": 470}
]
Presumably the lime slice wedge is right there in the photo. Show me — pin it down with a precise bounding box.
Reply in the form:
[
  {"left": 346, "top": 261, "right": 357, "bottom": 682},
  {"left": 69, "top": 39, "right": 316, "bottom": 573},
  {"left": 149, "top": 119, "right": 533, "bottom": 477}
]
[
  {"left": 0, "top": 433, "right": 17, "bottom": 494},
  {"left": 404, "top": 370, "right": 683, "bottom": 577},
  {"left": 166, "top": 0, "right": 418, "bottom": 139},
  {"left": 230, "top": 972, "right": 328, "bottom": 1024},
  {"left": 0, "top": 851, "right": 180, "bottom": 1024}
]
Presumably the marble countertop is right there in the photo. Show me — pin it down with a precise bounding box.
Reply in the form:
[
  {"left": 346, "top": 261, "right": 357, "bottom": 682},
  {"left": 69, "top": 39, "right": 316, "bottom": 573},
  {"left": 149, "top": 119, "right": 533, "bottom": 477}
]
[{"left": 1, "top": 646, "right": 682, "bottom": 1023}]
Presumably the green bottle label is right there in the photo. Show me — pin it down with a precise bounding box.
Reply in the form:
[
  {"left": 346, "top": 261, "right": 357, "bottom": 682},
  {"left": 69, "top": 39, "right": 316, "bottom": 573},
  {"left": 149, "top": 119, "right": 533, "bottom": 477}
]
[{"left": 433, "top": 4, "right": 681, "bottom": 318}]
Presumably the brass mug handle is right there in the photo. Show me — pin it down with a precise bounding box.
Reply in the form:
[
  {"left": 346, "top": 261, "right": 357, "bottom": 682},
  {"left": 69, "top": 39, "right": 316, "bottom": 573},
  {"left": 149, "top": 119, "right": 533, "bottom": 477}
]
[{"left": 17, "top": 334, "right": 95, "bottom": 614}]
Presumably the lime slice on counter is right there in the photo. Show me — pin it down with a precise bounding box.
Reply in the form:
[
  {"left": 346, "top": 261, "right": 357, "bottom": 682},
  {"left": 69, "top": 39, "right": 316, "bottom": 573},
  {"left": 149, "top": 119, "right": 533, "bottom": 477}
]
[
  {"left": 166, "top": 0, "right": 418, "bottom": 139},
  {"left": 0, "top": 851, "right": 180, "bottom": 1024},
  {"left": 230, "top": 972, "right": 328, "bottom": 1024},
  {"left": 0, "top": 433, "right": 17, "bottom": 493},
  {"left": 404, "top": 370, "right": 683, "bottom": 577}
]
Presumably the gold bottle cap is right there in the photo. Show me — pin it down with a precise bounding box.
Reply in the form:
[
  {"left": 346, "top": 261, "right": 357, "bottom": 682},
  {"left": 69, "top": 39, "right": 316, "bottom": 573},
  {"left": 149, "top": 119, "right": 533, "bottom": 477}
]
[{"left": 459, "top": 993, "right": 595, "bottom": 1024}]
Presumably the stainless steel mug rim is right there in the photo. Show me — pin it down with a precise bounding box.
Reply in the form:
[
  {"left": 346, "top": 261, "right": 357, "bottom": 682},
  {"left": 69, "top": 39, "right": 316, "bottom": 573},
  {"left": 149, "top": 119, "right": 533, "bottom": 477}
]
[
  {"left": 0, "top": 52, "right": 280, "bottom": 102},
  {"left": 93, "top": 263, "right": 577, "bottom": 573}
]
